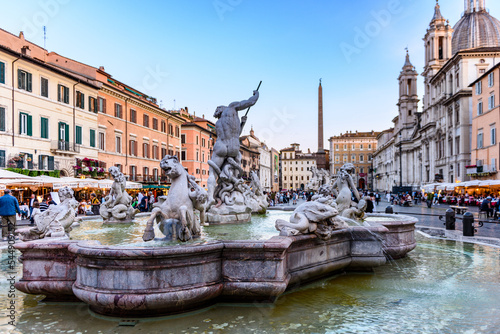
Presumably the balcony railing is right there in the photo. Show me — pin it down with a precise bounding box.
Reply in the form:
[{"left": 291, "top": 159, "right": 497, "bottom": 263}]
[{"left": 51, "top": 141, "right": 80, "bottom": 154}]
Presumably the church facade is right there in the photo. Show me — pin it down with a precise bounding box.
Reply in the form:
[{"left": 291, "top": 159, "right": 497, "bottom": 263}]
[{"left": 374, "top": 0, "right": 500, "bottom": 191}]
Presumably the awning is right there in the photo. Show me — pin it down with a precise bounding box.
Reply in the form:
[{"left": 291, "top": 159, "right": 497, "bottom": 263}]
[{"left": 142, "top": 185, "right": 170, "bottom": 189}]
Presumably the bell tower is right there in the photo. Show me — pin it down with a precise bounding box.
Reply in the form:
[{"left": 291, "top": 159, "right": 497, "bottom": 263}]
[
  {"left": 422, "top": 0, "right": 453, "bottom": 110},
  {"left": 398, "top": 51, "right": 419, "bottom": 134}
]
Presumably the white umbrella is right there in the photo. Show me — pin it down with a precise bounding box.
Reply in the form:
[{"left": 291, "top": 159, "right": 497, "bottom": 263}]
[{"left": 0, "top": 169, "right": 36, "bottom": 180}]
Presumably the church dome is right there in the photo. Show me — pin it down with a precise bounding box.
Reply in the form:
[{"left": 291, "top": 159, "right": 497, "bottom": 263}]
[{"left": 452, "top": 9, "right": 500, "bottom": 54}]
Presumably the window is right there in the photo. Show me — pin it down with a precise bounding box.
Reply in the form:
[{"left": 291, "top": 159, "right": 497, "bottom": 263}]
[
  {"left": 360, "top": 155, "right": 364, "bottom": 162},
  {"left": 143, "top": 167, "right": 149, "bottom": 179},
  {"left": 196, "top": 136, "right": 199, "bottom": 145},
  {"left": 90, "top": 129, "right": 96, "bottom": 148},
  {"left": 18, "top": 69, "right": 32, "bottom": 92},
  {"left": 368, "top": 144, "right": 372, "bottom": 149},
  {"left": 58, "top": 122, "right": 69, "bottom": 144},
  {"left": 152, "top": 145, "right": 159, "bottom": 160},
  {"left": 129, "top": 140, "right": 137, "bottom": 156},
  {"left": 489, "top": 72, "right": 494, "bottom": 87},
  {"left": 40, "top": 117, "right": 48, "bottom": 139},
  {"left": 58, "top": 84, "right": 70, "bottom": 104},
  {"left": 0, "top": 107, "right": 5, "bottom": 132},
  {"left": 175, "top": 126, "right": 180, "bottom": 137},
  {"left": 143, "top": 114, "right": 149, "bottom": 128},
  {"left": 351, "top": 154, "right": 355, "bottom": 162},
  {"left": 115, "top": 103, "right": 122, "bottom": 118},
  {"left": 153, "top": 168, "right": 159, "bottom": 181},
  {"left": 98, "top": 97, "right": 106, "bottom": 113},
  {"left": 129, "top": 166, "right": 136, "bottom": 181},
  {"left": 89, "top": 97, "right": 97, "bottom": 113},
  {"left": 153, "top": 118, "right": 158, "bottom": 130},
  {"left": 169, "top": 124, "right": 173, "bottom": 135},
  {"left": 478, "top": 101, "right": 483, "bottom": 115},
  {"left": 143, "top": 142, "right": 149, "bottom": 158},
  {"left": 491, "top": 126, "right": 497, "bottom": 146},
  {"left": 75, "top": 126, "right": 82, "bottom": 145},
  {"left": 335, "top": 144, "right": 339, "bottom": 150},
  {"left": 476, "top": 81, "right": 482, "bottom": 95},
  {"left": 161, "top": 147, "right": 167, "bottom": 158},
  {"left": 161, "top": 121, "right": 166, "bottom": 133},
  {"left": 352, "top": 144, "right": 355, "bottom": 150},
  {"left": 343, "top": 144, "right": 347, "bottom": 150},
  {"left": 115, "top": 135, "right": 121, "bottom": 153},
  {"left": 99, "top": 132, "right": 105, "bottom": 150},
  {"left": 41, "top": 77, "right": 48, "bottom": 97},
  {"left": 489, "top": 94, "right": 495, "bottom": 110},
  {"left": 76, "top": 91, "right": 85, "bottom": 109},
  {"left": 181, "top": 134, "right": 186, "bottom": 144},
  {"left": 130, "top": 109, "right": 136, "bottom": 123},
  {"left": 196, "top": 151, "right": 199, "bottom": 161},
  {"left": 478, "top": 130, "right": 484, "bottom": 149},
  {"left": 0, "top": 62, "right": 5, "bottom": 84},
  {"left": 202, "top": 138, "right": 206, "bottom": 147},
  {"left": 0, "top": 150, "right": 5, "bottom": 167},
  {"left": 181, "top": 151, "right": 186, "bottom": 160},
  {"left": 19, "top": 112, "right": 32, "bottom": 136},
  {"left": 38, "top": 155, "right": 54, "bottom": 171},
  {"left": 115, "top": 164, "right": 122, "bottom": 173}
]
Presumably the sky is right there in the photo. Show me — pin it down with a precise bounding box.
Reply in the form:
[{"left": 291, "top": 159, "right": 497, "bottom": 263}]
[{"left": 3, "top": 0, "right": 500, "bottom": 153}]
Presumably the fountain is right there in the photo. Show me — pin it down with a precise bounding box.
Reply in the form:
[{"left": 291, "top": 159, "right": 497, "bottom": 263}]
[{"left": 13, "top": 91, "right": 418, "bottom": 320}]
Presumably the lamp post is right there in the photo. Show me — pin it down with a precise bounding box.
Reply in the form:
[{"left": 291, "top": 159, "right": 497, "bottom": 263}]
[{"left": 399, "top": 133, "right": 403, "bottom": 188}]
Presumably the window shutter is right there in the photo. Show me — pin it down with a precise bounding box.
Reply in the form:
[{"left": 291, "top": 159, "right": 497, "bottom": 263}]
[
  {"left": 41, "top": 117, "right": 48, "bottom": 138},
  {"left": 58, "top": 122, "right": 63, "bottom": 141},
  {"left": 81, "top": 93, "right": 85, "bottom": 109},
  {"left": 135, "top": 141, "right": 137, "bottom": 156},
  {"left": 65, "top": 123, "right": 69, "bottom": 142},
  {"left": 0, "top": 107, "right": 5, "bottom": 132},
  {"left": 103, "top": 98, "right": 106, "bottom": 113},
  {"left": 48, "top": 156, "right": 54, "bottom": 170},
  {"left": 129, "top": 140, "right": 132, "bottom": 155},
  {"left": 90, "top": 129, "right": 95, "bottom": 147},
  {"left": 0, "top": 150, "right": 6, "bottom": 167},
  {"left": 58, "top": 85, "right": 61, "bottom": 102},
  {"left": 76, "top": 126, "right": 82, "bottom": 145},
  {"left": 0, "top": 62, "right": 5, "bottom": 84},
  {"left": 64, "top": 87, "right": 69, "bottom": 104},
  {"left": 27, "top": 72, "right": 32, "bottom": 92},
  {"left": 27, "top": 114, "right": 32, "bottom": 136},
  {"left": 39, "top": 155, "right": 44, "bottom": 170},
  {"left": 18, "top": 69, "right": 22, "bottom": 89}
]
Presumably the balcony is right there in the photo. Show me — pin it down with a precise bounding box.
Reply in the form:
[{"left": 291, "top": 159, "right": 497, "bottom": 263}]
[
  {"left": 51, "top": 141, "right": 80, "bottom": 155},
  {"left": 466, "top": 165, "right": 497, "bottom": 177}
]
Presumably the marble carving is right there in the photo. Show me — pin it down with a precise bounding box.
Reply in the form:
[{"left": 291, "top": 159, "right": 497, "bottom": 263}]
[
  {"left": 100, "top": 166, "right": 136, "bottom": 224},
  {"left": 19, "top": 187, "right": 78, "bottom": 241},
  {"left": 142, "top": 155, "right": 208, "bottom": 242}
]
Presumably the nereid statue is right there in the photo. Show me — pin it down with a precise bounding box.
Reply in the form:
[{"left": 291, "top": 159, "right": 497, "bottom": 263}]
[
  {"left": 275, "top": 201, "right": 347, "bottom": 240},
  {"left": 142, "top": 155, "right": 208, "bottom": 242},
  {"left": 100, "top": 166, "right": 136, "bottom": 224},
  {"left": 20, "top": 187, "right": 78, "bottom": 241}
]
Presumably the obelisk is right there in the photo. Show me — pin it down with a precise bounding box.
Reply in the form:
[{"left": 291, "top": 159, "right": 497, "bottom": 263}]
[{"left": 318, "top": 79, "right": 324, "bottom": 153}]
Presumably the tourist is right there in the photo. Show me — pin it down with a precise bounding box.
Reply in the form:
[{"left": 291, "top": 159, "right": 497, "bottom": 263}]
[
  {"left": 292, "top": 192, "right": 297, "bottom": 205},
  {"left": 365, "top": 195, "right": 374, "bottom": 213},
  {"left": 90, "top": 193, "right": 100, "bottom": 215},
  {"left": 480, "top": 197, "right": 493, "bottom": 218},
  {"left": 375, "top": 192, "right": 380, "bottom": 206},
  {"left": 19, "top": 202, "right": 29, "bottom": 219},
  {"left": 0, "top": 189, "right": 21, "bottom": 241},
  {"left": 138, "top": 191, "right": 144, "bottom": 204},
  {"left": 426, "top": 192, "right": 433, "bottom": 208},
  {"left": 29, "top": 193, "right": 36, "bottom": 217},
  {"left": 132, "top": 197, "right": 139, "bottom": 209},
  {"left": 139, "top": 195, "right": 149, "bottom": 212},
  {"left": 39, "top": 198, "right": 49, "bottom": 212},
  {"left": 48, "top": 196, "right": 57, "bottom": 206},
  {"left": 30, "top": 201, "right": 40, "bottom": 226}
]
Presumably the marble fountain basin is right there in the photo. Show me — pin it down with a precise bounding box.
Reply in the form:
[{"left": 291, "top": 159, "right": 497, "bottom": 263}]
[{"left": 14, "top": 212, "right": 417, "bottom": 318}]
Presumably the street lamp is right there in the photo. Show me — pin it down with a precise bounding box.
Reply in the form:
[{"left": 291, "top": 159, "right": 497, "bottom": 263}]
[{"left": 399, "top": 133, "right": 402, "bottom": 188}]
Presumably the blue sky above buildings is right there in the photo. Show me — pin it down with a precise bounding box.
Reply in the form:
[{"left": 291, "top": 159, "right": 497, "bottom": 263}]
[{"left": 3, "top": 0, "right": 500, "bottom": 151}]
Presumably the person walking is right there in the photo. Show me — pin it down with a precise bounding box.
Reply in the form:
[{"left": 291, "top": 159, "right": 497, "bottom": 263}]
[
  {"left": 481, "top": 196, "right": 493, "bottom": 218},
  {"left": 149, "top": 192, "right": 155, "bottom": 211},
  {"left": 90, "top": 193, "right": 101, "bottom": 215},
  {"left": 0, "top": 189, "right": 21, "bottom": 241},
  {"left": 426, "top": 192, "right": 433, "bottom": 208}
]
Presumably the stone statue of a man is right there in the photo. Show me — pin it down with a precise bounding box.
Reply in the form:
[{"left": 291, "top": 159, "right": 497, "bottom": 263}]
[{"left": 207, "top": 90, "right": 259, "bottom": 205}]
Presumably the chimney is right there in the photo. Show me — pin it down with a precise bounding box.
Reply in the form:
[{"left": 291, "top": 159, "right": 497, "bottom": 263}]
[
  {"left": 21, "top": 46, "right": 31, "bottom": 57},
  {"left": 318, "top": 79, "right": 324, "bottom": 153}
]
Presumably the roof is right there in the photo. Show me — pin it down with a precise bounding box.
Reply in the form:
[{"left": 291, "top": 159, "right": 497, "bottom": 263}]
[
  {"left": 452, "top": 9, "right": 500, "bottom": 55},
  {"left": 469, "top": 61, "right": 500, "bottom": 86}
]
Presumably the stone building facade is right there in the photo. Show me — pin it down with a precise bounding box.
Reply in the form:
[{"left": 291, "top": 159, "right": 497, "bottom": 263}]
[
  {"left": 280, "top": 143, "right": 317, "bottom": 191},
  {"left": 329, "top": 131, "right": 378, "bottom": 190},
  {"left": 374, "top": 0, "right": 500, "bottom": 190}
]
